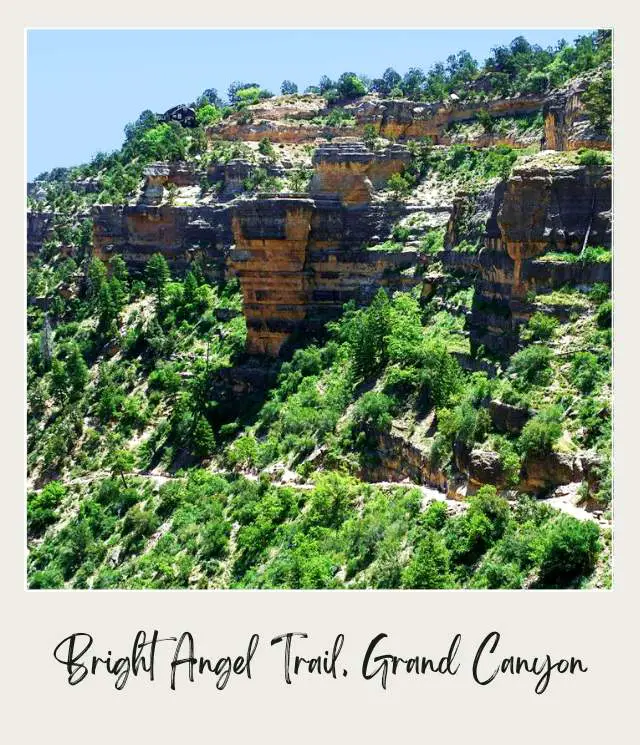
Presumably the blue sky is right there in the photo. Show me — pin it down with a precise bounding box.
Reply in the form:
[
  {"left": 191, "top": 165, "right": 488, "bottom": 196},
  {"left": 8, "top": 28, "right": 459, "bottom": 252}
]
[{"left": 27, "top": 29, "right": 592, "bottom": 179}]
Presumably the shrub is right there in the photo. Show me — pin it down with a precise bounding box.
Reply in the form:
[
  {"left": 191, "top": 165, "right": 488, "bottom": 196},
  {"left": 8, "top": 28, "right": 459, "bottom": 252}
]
[
  {"left": 476, "top": 109, "right": 496, "bottom": 133},
  {"left": 596, "top": 299, "right": 612, "bottom": 329},
  {"left": 190, "top": 417, "right": 216, "bottom": 459},
  {"left": 258, "top": 137, "right": 276, "bottom": 159},
  {"left": 518, "top": 405, "right": 563, "bottom": 457},
  {"left": 521, "top": 312, "right": 558, "bottom": 342},
  {"left": 471, "top": 559, "right": 524, "bottom": 589},
  {"left": 468, "top": 486, "right": 511, "bottom": 541},
  {"left": 536, "top": 515, "right": 600, "bottom": 587},
  {"left": 363, "top": 124, "right": 378, "bottom": 150},
  {"left": 492, "top": 436, "right": 522, "bottom": 486},
  {"left": 226, "top": 433, "right": 259, "bottom": 470},
  {"left": 387, "top": 172, "right": 412, "bottom": 200},
  {"left": 195, "top": 104, "right": 221, "bottom": 127},
  {"left": 28, "top": 481, "right": 66, "bottom": 535},
  {"left": 578, "top": 148, "right": 610, "bottom": 166},
  {"left": 508, "top": 345, "right": 553, "bottom": 388},
  {"left": 288, "top": 167, "right": 311, "bottom": 193},
  {"left": 30, "top": 566, "right": 65, "bottom": 589},
  {"left": 348, "top": 391, "right": 395, "bottom": 454},
  {"left": 570, "top": 352, "right": 601, "bottom": 394},
  {"left": 307, "top": 473, "right": 358, "bottom": 529},
  {"left": 402, "top": 531, "right": 453, "bottom": 588},
  {"left": 590, "top": 283, "right": 610, "bottom": 305},
  {"left": 419, "top": 228, "right": 445, "bottom": 254}
]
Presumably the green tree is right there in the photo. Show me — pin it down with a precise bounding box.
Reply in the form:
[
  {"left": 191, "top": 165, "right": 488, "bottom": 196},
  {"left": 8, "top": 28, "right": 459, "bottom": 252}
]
[
  {"left": 280, "top": 80, "right": 298, "bottom": 95},
  {"left": 28, "top": 481, "right": 66, "bottom": 535},
  {"left": 518, "top": 406, "right": 563, "bottom": 457},
  {"left": 49, "top": 358, "right": 68, "bottom": 403},
  {"left": 110, "top": 449, "right": 135, "bottom": 488},
  {"left": 258, "top": 137, "right": 276, "bottom": 160},
  {"left": 363, "top": 124, "right": 378, "bottom": 150},
  {"left": 582, "top": 69, "right": 612, "bottom": 134},
  {"left": 387, "top": 172, "right": 412, "bottom": 200},
  {"left": 336, "top": 72, "right": 367, "bottom": 100},
  {"left": 537, "top": 516, "right": 600, "bottom": 587},
  {"left": 66, "top": 345, "right": 89, "bottom": 399},
  {"left": 190, "top": 417, "right": 216, "bottom": 459},
  {"left": 402, "top": 531, "right": 453, "bottom": 588},
  {"left": 195, "top": 104, "right": 222, "bottom": 127},
  {"left": 146, "top": 253, "right": 170, "bottom": 303}
]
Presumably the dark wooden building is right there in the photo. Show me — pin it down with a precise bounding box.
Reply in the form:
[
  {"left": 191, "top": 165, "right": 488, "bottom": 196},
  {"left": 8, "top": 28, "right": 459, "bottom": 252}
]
[{"left": 160, "top": 104, "right": 197, "bottom": 128}]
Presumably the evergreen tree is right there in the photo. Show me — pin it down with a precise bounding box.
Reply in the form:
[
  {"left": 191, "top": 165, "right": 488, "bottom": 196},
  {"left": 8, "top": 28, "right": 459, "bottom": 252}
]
[
  {"left": 66, "top": 345, "right": 89, "bottom": 399},
  {"left": 280, "top": 80, "right": 298, "bottom": 95},
  {"left": 402, "top": 531, "right": 453, "bottom": 588},
  {"left": 49, "top": 358, "right": 68, "bottom": 403},
  {"left": 146, "top": 253, "right": 170, "bottom": 304}
]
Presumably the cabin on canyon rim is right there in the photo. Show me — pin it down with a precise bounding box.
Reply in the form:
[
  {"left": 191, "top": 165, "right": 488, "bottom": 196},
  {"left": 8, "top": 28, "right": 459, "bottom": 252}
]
[{"left": 159, "top": 104, "right": 197, "bottom": 128}]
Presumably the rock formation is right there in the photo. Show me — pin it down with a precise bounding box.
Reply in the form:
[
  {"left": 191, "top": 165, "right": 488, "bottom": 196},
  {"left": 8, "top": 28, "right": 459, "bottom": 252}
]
[
  {"left": 229, "top": 196, "right": 427, "bottom": 355},
  {"left": 309, "top": 142, "right": 410, "bottom": 205},
  {"left": 443, "top": 155, "right": 612, "bottom": 355},
  {"left": 92, "top": 203, "right": 232, "bottom": 279},
  {"left": 543, "top": 72, "right": 611, "bottom": 151}
]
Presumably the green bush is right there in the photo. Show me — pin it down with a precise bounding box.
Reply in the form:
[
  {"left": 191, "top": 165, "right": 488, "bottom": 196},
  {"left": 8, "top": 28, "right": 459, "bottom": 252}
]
[
  {"left": 596, "top": 299, "right": 612, "bottom": 329},
  {"left": 195, "top": 104, "right": 221, "bottom": 127},
  {"left": 521, "top": 312, "right": 558, "bottom": 342},
  {"left": 387, "top": 172, "right": 413, "bottom": 200},
  {"left": 570, "top": 352, "right": 602, "bottom": 394},
  {"left": 307, "top": 473, "right": 359, "bottom": 530},
  {"left": 419, "top": 228, "right": 445, "bottom": 254},
  {"left": 258, "top": 137, "right": 276, "bottom": 159},
  {"left": 492, "top": 436, "right": 522, "bottom": 486},
  {"left": 470, "top": 559, "right": 524, "bottom": 589},
  {"left": 508, "top": 345, "right": 553, "bottom": 388},
  {"left": 28, "top": 481, "right": 66, "bottom": 535},
  {"left": 577, "top": 148, "right": 610, "bottom": 166},
  {"left": 518, "top": 406, "right": 563, "bottom": 457},
  {"left": 402, "top": 531, "right": 453, "bottom": 588},
  {"left": 537, "top": 515, "right": 601, "bottom": 587}
]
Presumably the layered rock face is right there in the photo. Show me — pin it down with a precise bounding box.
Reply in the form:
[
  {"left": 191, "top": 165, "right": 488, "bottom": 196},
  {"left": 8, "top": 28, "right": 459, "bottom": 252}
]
[
  {"left": 357, "top": 94, "right": 547, "bottom": 142},
  {"left": 229, "top": 198, "right": 315, "bottom": 356},
  {"left": 543, "top": 73, "right": 611, "bottom": 151},
  {"left": 229, "top": 195, "right": 426, "bottom": 355},
  {"left": 443, "top": 157, "right": 612, "bottom": 355},
  {"left": 27, "top": 211, "right": 55, "bottom": 260},
  {"left": 309, "top": 142, "right": 410, "bottom": 205},
  {"left": 92, "top": 203, "right": 232, "bottom": 279},
  {"left": 211, "top": 93, "right": 549, "bottom": 145}
]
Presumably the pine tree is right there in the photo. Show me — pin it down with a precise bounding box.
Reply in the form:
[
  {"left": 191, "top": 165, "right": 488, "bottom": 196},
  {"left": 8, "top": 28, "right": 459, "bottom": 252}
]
[
  {"left": 146, "top": 253, "right": 170, "bottom": 305},
  {"left": 49, "top": 358, "right": 68, "bottom": 403},
  {"left": 66, "top": 345, "right": 89, "bottom": 399}
]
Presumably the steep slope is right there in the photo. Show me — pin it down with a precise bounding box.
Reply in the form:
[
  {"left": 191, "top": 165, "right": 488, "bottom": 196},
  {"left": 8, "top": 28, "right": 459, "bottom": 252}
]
[{"left": 26, "top": 33, "right": 613, "bottom": 589}]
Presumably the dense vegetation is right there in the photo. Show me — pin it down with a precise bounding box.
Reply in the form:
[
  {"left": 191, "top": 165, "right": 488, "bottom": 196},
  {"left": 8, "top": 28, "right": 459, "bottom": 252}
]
[
  {"left": 27, "top": 210, "right": 612, "bottom": 588},
  {"left": 27, "top": 30, "right": 612, "bottom": 590}
]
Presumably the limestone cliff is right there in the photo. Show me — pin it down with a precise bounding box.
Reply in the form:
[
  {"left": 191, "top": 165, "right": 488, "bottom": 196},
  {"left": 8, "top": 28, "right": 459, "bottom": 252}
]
[
  {"left": 92, "top": 203, "right": 232, "bottom": 279},
  {"left": 309, "top": 142, "right": 410, "bottom": 205},
  {"left": 229, "top": 196, "right": 425, "bottom": 355},
  {"left": 444, "top": 154, "right": 612, "bottom": 355},
  {"left": 543, "top": 71, "right": 611, "bottom": 151}
]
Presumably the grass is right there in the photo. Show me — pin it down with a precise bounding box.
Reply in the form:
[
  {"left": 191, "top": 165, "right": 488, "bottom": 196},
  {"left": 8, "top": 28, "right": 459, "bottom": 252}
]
[{"left": 537, "top": 246, "right": 611, "bottom": 264}]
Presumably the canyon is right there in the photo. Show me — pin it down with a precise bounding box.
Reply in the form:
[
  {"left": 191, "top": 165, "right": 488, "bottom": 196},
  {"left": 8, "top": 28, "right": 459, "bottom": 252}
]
[{"left": 27, "top": 80, "right": 612, "bottom": 504}]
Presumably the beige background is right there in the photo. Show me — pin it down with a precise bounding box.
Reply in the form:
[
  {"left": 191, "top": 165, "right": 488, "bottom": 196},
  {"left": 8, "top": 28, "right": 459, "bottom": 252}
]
[{"left": 2, "top": 4, "right": 638, "bottom": 742}]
